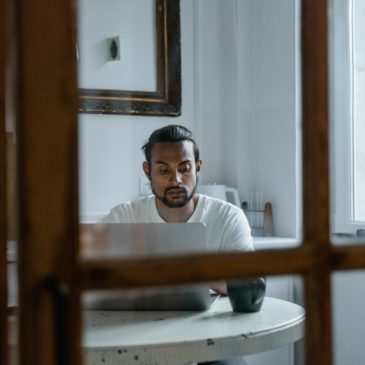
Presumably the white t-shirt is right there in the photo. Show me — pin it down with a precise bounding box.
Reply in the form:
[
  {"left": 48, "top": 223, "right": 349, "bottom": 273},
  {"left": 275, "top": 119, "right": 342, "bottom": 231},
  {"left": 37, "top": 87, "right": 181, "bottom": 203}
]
[{"left": 103, "top": 194, "right": 254, "bottom": 252}]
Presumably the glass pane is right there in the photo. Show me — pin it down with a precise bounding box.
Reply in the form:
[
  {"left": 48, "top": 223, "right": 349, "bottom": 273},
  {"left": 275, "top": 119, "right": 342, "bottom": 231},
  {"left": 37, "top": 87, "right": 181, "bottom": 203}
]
[
  {"left": 77, "top": 1, "right": 305, "bottom": 361},
  {"left": 77, "top": 0, "right": 303, "bottom": 256},
  {"left": 6, "top": 143, "right": 18, "bottom": 365},
  {"left": 329, "top": 0, "right": 365, "bottom": 240},
  {"left": 245, "top": 275, "right": 305, "bottom": 365},
  {"left": 5, "top": 77, "right": 18, "bottom": 365},
  {"left": 81, "top": 276, "right": 305, "bottom": 365},
  {"left": 7, "top": 253, "right": 18, "bottom": 365},
  {"left": 80, "top": 221, "right": 208, "bottom": 259},
  {"left": 332, "top": 270, "right": 365, "bottom": 364}
]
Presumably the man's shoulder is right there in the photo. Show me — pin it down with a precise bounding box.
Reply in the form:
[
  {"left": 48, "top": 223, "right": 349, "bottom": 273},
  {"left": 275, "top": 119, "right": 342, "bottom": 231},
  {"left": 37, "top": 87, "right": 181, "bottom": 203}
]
[
  {"left": 199, "top": 194, "right": 241, "bottom": 213},
  {"left": 104, "top": 195, "right": 155, "bottom": 223},
  {"left": 113, "top": 195, "right": 154, "bottom": 211}
]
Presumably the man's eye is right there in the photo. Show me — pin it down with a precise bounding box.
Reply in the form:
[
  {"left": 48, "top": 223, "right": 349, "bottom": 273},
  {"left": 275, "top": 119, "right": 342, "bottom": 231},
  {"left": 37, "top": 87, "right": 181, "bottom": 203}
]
[
  {"left": 180, "top": 165, "right": 192, "bottom": 173},
  {"left": 159, "top": 169, "right": 169, "bottom": 174}
]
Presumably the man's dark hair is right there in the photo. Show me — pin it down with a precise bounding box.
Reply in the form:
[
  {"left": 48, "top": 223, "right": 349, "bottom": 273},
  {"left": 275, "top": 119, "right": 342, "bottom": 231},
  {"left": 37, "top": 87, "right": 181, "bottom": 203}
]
[{"left": 142, "top": 125, "right": 200, "bottom": 164}]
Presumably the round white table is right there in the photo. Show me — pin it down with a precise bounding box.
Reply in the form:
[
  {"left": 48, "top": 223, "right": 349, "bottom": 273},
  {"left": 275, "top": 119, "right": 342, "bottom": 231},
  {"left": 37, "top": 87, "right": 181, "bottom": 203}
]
[{"left": 83, "top": 297, "right": 305, "bottom": 365}]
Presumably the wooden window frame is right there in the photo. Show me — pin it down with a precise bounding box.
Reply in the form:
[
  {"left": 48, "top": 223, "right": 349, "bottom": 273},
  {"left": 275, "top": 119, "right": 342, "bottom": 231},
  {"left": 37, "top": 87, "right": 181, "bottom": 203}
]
[{"left": 2, "top": 0, "right": 365, "bottom": 365}]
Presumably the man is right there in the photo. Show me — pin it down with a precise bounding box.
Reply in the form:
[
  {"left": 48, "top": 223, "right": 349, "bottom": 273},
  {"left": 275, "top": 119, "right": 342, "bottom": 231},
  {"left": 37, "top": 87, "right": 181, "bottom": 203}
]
[{"left": 103, "top": 124, "right": 253, "bottom": 365}]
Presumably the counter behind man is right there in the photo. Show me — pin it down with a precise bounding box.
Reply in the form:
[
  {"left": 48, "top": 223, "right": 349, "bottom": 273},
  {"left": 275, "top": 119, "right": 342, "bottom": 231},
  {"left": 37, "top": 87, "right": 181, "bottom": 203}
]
[{"left": 103, "top": 124, "right": 254, "bottom": 365}]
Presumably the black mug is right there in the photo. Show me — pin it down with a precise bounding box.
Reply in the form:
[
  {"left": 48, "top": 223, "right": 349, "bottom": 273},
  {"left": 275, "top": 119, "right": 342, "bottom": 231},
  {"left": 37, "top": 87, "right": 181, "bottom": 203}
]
[{"left": 227, "top": 277, "right": 266, "bottom": 313}]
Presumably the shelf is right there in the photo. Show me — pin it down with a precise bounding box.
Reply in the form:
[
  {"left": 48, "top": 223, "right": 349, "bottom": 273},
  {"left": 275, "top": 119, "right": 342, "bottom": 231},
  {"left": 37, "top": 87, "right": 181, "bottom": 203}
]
[{"left": 253, "top": 237, "right": 300, "bottom": 250}]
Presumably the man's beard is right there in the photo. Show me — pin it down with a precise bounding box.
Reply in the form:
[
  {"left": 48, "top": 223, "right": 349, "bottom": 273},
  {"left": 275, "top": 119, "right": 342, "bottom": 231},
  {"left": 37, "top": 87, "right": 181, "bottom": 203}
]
[{"left": 152, "top": 184, "right": 197, "bottom": 208}]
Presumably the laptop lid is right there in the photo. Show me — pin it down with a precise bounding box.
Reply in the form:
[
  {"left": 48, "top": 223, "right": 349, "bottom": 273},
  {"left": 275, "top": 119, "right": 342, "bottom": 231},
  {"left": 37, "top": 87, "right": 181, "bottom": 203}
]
[
  {"left": 80, "top": 222, "right": 207, "bottom": 259},
  {"left": 83, "top": 285, "right": 217, "bottom": 312},
  {"left": 81, "top": 222, "right": 212, "bottom": 311}
]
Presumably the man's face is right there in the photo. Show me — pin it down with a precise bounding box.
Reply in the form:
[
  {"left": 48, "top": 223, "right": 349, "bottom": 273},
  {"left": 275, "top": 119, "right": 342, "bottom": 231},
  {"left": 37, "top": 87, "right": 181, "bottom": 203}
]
[{"left": 143, "top": 141, "right": 201, "bottom": 208}]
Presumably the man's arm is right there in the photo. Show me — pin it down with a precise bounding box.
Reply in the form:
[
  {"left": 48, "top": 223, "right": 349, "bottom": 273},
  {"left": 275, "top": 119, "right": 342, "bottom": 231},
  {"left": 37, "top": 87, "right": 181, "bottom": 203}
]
[{"left": 210, "top": 280, "right": 227, "bottom": 295}]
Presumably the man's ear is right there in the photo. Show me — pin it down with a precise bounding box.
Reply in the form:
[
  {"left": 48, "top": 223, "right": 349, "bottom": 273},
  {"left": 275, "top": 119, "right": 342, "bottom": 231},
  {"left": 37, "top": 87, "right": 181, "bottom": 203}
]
[
  {"left": 196, "top": 160, "right": 202, "bottom": 175},
  {"left": 143, "top": 161, "right": 151, "bottom": 180}
]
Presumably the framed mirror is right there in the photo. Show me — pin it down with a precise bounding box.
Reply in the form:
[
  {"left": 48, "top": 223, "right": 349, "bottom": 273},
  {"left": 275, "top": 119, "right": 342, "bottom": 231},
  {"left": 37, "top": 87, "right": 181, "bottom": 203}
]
[{"left": 78, "top": 0, "right": 181, "bottom": 116}]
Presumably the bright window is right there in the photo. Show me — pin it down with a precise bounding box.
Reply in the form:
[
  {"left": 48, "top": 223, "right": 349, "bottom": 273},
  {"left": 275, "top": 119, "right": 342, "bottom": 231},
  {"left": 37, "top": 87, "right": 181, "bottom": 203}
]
[
  {"left": 330, "top": 0, "right": 365, "bottom": 235},
  {"left": 352, "top": 0, "right": 365, "bottom": 222}
]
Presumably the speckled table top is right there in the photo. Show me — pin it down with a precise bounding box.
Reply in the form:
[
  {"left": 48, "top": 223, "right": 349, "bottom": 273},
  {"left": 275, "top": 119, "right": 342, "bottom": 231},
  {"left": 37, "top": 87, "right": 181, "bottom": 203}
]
[{"left": 83, "top": 296, "right": 305, "bottom": 365}]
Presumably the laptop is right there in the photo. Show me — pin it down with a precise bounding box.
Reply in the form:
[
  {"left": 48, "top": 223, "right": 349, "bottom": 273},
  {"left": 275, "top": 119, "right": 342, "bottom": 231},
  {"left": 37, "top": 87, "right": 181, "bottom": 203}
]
[
  {"left": 80, "top": 222, "right": 207, "bottom": 259},
  {"left": 81, "top": 222, "right": 217, "bottom": 311}
]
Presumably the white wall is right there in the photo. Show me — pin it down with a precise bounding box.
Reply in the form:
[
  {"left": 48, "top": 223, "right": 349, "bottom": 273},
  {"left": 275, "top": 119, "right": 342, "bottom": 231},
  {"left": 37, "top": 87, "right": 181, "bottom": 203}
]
[
  {"left": 332, "top": 271, "right": 365, "bottom": 365},
  {"left": 78, "top": 0, "right": 300, "bottom": 238},
  {"left": 78, "top": 0, "right": 156, "bottom": 91},
  {"left": 195, "top": 0, "right": 240, "bottom": 187},
  {"left": 329, "top": 2, "right": 365, "bottom": 365},
  {"left": 235, "top": 0, "right": 300, "bottom": 237},
  {"left": 78, "top": 0, "right": 200, "bottom": 218}
]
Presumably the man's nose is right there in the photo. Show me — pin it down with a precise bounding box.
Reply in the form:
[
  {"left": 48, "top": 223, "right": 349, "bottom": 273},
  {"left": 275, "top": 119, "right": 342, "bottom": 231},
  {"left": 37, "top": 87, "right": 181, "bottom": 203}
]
[{"left": 169, "top": 170, "right": 182, "bottom": 184}]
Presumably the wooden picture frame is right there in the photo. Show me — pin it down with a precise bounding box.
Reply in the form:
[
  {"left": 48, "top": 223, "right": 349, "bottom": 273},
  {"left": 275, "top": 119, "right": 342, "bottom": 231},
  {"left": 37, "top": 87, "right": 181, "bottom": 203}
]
[{"left": 78, "top": 0, "right": 181, "bottom": 117}]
